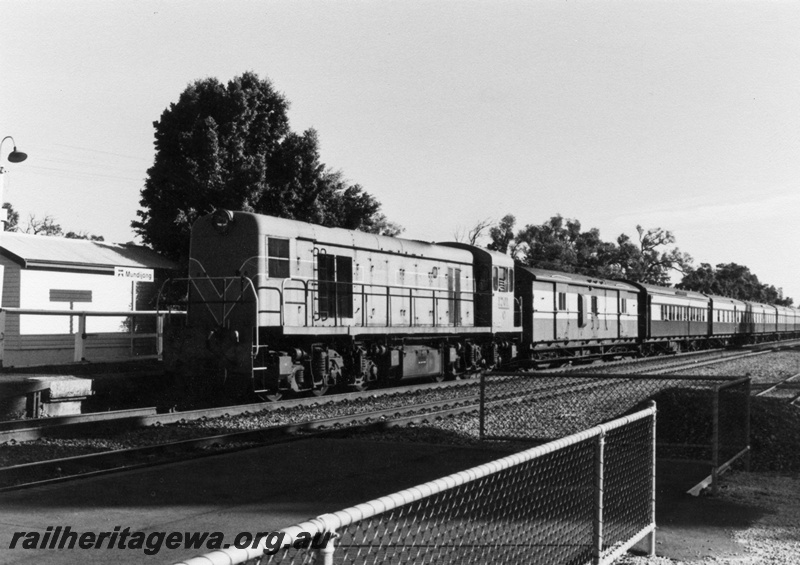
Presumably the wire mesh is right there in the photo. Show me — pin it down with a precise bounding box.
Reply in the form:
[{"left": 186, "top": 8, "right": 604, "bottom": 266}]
[
  {"left": 179, "top": 408, "right": 655, "bottom": 565},
  {"left": 717, "top": 378, "right": 751, "bottom": 467},
  {"left": 479, "top": 372, "right": 744, "bottom": 465}
]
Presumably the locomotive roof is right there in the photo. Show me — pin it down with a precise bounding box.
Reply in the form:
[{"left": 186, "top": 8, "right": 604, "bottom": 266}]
[
  {"left": 0, "top": 231, "right": 177, "bottom": 273},
  {"left": 515, "top": 265, "right": 639, "bottom": 292},
  {"left": 211, "top": 211, "right": 476, "bottom": 264}
]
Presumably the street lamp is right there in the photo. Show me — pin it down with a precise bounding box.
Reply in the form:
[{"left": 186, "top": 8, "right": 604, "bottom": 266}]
[
  {"left": 1, "top": 135, "right": 29, "bottom": 227},
  {"left": 0, "top": 136, "right": 27, "bottom": 166}
]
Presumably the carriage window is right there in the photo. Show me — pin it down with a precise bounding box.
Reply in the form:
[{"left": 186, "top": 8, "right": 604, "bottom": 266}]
[
  {"left": 591, "top": 296, "right": 599, "bottom": 315},
  {"left": 508, "top": 269, "right": 514, "bottom": 292},
  {"left": 558, "top": 292, "right": 567, "bottom": 311},
  {"left": 492, "top": 266, "right": 498, "bottom": 291},
  {"left": 620, "top": 298, "right": 627, "bottom": 314}
]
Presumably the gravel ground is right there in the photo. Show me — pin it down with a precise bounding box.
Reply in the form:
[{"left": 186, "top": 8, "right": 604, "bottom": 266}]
[
  {"left": 0, "top": 386, "right": 486, "bottom": 466},
  {"left": 615, "top": 471, "right": 800, "bottom": 565},
  {"left": 674, "top": 350, "right": 800, "bottom": 384}
]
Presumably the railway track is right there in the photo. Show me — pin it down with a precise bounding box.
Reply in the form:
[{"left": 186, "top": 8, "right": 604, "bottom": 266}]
[
  {"left": 0, "top": 377, "right": 588, "bottom": 490},
  {"left": 0, "top": 378, "right": 481, "bottom": 445},
  {"left": 2, "top": 344, "right": 795, "bottom": 490},
  {"left": 1, "top": 344, "right": 788, "bottom": 446},
  {"left": 754, "top": 372, "right": 800, "bottom": 405}
]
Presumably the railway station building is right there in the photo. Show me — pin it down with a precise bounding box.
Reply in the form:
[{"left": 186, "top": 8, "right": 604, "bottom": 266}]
[{"left": 0, "top": 232, "right": 177, "bottom": 368}]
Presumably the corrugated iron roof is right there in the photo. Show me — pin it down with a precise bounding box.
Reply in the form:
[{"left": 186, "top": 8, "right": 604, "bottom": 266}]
[{"left": 0, "top": 232, "right": 177, "bottom": 272}]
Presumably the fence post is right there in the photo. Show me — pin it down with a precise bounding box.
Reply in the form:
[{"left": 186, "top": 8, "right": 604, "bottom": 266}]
[
  {"left": 593, "top": 430, "right": 606, "bottom": 565},
  {"left": 744, "top": 378, "right": 751, "bottom": 472},
  {"left": 711, "top": 386, "right": 720, "bottom": 495},
  {"left": 479, "top": 371, "right": 486, "bottom": 440},
  {"left": 649, "top": 401, "right": 657, "bottom": 557},
  {"left": 314, "top": 531, "right": 337, "bottom": 565},
  {"left": 74, "top": 313, "right": 87, "bottom": 362},
  {"left": 156, "top": 314, "right": 165, "bottom": 358},
  {"left": 0, "top": 310, "right": 5, "bottom": 366}
]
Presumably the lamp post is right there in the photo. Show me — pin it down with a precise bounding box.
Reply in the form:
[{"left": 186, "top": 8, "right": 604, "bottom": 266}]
[{"left": 0, "top": 136, "right": 28, "bottom": 228}]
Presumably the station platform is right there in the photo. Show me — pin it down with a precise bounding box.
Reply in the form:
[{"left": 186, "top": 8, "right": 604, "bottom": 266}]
[
  {"left": 0, "top": 436, "right": 759, "bottom": 565},
  {"left": 0, "top": 360, "right": 166, "bottom": 420}
]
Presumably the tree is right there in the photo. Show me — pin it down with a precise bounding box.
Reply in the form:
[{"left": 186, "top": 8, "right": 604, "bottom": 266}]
[
  {"left": 613, "top": 226, "right": 692, "bottom": 285},
  {"left": 453, "top": 218, "right": 492, "bottom": 246},
  {"left": 487, "top": 214, "right": 517, "bottom": 255},
  {"left": 134, "top": 72, "right": 400, "bottom": 263},
  {"left": 2, "top": 202, "right": 19, "bottom": 231},
  {"left": 65, "top": 231, "right": 105, "bottom": 241},
  {"left": 513, "top": 215, "right": 622, "bottom": 278},
  {"left": 679, "top": 262, "right": 794, "bottom": 306},
  {"left": 478, "top": 213, "right": 692, "bottom": 283},
  {"left": 23, "top": 213, "right": 63, "bottom": 236}
]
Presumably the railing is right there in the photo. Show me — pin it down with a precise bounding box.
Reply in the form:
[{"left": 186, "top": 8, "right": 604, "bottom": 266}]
[
  {"left": 479, "top": 372, "right": 750, "bottom": 494},
  {"left": 174, "top": 405, "right": 656, "bottom": 565},
  {"left": 0, "top": 307, "right": 184, "bottom": 363},
  {"left": 281, "top": 276, "right": 479, "bottom": 329}
]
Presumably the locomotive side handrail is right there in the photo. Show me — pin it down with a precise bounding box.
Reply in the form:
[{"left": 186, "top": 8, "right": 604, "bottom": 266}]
[{"left": 278, "top": 276, "right": 479, "bottom": 330}]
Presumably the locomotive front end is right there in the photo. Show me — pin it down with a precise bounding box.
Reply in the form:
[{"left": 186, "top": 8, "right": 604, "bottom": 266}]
[{"left": 164, "top": 209, "right": 265, "bottom": 400}]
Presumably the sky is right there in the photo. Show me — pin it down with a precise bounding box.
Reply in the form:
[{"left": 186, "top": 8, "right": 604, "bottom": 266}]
[{"left": 1, "top": 1, "right": 799, "bottom": 301}]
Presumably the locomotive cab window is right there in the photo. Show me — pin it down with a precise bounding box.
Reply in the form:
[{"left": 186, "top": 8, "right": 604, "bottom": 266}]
[
  {"left": 267, "top": 238, "right": 290, "bottom": 278},
  {"left": 497, "top": 267, "right": 509, "bottom": 292}
]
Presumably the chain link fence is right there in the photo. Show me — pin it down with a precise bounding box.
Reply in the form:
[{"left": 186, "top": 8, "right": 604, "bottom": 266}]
[
  {"left": 175, "top": 405, "right": 656, "bottom": 565},
  {"left": 479, "top": 372, "right": 750, "bottom": 493}
]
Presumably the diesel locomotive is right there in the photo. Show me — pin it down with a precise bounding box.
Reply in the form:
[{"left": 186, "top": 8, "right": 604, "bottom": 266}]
[{"left": 161, "top": 209, "right": 800, "bottom": 399}]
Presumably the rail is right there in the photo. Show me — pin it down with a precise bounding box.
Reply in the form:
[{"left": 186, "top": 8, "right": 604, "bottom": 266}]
[
  {"left": 0, "top": 307, "right": 184, "bottom": 363},
  {"left": 174, "top": 404, "right": 657, "bottom": 565}
]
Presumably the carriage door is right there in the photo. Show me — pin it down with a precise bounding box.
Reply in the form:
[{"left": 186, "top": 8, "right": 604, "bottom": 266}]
[{"left": 448, "top": 267, "right": 461, "bottom": 326}]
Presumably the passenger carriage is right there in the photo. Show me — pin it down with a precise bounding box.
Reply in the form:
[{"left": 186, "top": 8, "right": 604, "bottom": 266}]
[
  {"left": 707, "top": 294, "right": 746, "bottom": 346},
  {"left": 514, "top": 267, "right": 639, "bottom": 365},
  {"left": 743, "top": 301, "right": 777, "bottom": 342},
  {"left": 630, "top": 283, "right": 710, "bottom": 354}
]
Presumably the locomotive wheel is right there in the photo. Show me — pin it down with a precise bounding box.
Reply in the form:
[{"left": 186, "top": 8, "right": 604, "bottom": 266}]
[
  {"left": 431, "top": 374, "right": 446, "bottom": 383},
  {"left": 260, "top": 391, "right": 283, "bottom": 402},
  {"left": 310, "top": 386, "right": 329, "bottom": 397}
]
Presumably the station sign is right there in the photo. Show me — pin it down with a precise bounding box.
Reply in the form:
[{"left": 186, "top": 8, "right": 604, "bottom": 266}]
[{"left": 114, "top": 266, "right": 155, "bottom": 282}]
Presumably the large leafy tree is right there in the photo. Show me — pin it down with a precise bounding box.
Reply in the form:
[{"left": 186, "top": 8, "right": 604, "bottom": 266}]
[
  {"left": 133, "top": 72, "right": 399, "bottom": 262},
  {"left": 614, "top": 226, "right": 692, "bottom": 285},
  {"left": 679, "top": 263, "right": 794, "bottom": 306},
  {"left": 485, "top": 214, "right": 691, "bottom": 284}
]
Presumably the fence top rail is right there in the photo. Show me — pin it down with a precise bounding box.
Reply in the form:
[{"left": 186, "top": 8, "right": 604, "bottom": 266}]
[
  {"left": 0, "top": 307, "right": 186, "bottom": 317},
  {"left": 717, "top": 376, "right": 751, "bottom": 390},
  {"left": 486, "top": 372, "right": 746, "bottom": 383}
]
